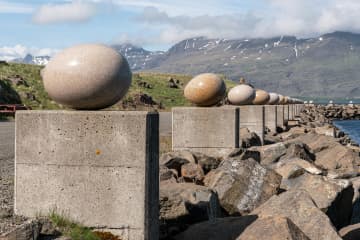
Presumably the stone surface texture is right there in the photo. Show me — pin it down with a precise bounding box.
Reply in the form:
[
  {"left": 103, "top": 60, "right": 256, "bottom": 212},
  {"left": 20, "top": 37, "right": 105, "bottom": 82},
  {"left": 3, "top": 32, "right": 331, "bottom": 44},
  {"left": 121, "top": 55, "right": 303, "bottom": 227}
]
[
  {"left": 252, "top": 89, "right": 270, "bottom": 105},
  {"left": 184, "top": 73, "right": 226, "bottom": 106},
  {"left": 42, "top": 44, "right": 132, "bottom": 110},
  {"left": 172, "top": 107, "right": 240, "bottom": 156},
  {"left": 264, "top": 105, "right": 277, "bottom": 133},
  {"left": 239, "top": 105, "right": 265, "bottom": 145},
  {"left": 15, "top": 110, "right": 159, "bottom": 240},
  {"left": 227, "top": 84, "right": 256, "bottom": 105}
]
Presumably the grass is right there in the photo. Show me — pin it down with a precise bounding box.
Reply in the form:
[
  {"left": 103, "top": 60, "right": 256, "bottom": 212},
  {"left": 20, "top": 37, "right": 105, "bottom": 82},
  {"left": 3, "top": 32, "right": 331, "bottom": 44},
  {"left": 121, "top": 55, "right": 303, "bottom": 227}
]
[
  {"left": 0, "top": 63, "right": 237, "bottom": 111},
  {"left": 48, "top": 211, "right": 100, "bottom": 240},
  {"left": 48, "top": 211, "right": 123, "bottom": 240}
]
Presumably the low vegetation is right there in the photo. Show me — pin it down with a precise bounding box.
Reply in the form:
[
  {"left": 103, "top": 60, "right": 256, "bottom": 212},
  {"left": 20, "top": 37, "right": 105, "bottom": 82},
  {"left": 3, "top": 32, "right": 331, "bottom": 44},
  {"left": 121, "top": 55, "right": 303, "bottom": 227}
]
[{"left": 48, "top": 211, "right": 122, "bottom": 240}]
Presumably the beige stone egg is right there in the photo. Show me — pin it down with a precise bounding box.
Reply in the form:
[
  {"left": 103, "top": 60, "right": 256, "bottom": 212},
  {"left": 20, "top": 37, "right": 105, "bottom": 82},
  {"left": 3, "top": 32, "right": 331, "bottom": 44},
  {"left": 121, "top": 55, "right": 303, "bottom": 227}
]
[
  {"left": 228, "top": 84, "right": 256, "bottom": 105},
  {"left": 42, "top": 44, "right": 132, "bottom": 110},
  {"left": 283, "top": 96, "right": 290, "bottom": 104},
  {"left": 184, "top": 73, "right": 226, "bottom": 106},
  {"left": 268, "top": 93, "right": 280, "bottom": 105},
  {"left": 278, "top": 95, "right": 285, "bottom": 105},
  {"left": 252, "top": 89, "right": 270, "bottom": 105}
]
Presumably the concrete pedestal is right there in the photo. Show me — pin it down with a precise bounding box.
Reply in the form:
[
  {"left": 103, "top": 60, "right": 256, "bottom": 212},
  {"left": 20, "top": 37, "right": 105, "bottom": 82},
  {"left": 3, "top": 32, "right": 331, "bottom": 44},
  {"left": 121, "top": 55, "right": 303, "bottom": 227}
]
[
  {"left": 15, "top": 111, "right": 159, "bottom": 240},
  {"left": 289, "top": 105, "right": 294, "bottom": 120},
  {"left": 276, "top": 105, "right": 285, "bottom": 130},
  {"left": 264, "top": 105, "right": 277, "bottom": 133},
  {"left": 284, "top": 105, "right": 289, "bottom": 125},
  {"left": 172, "top": 107, "right": 240, "bottom": 157},
  {"left": 239, "top": 106, "right": 265, "bottom": 145}
]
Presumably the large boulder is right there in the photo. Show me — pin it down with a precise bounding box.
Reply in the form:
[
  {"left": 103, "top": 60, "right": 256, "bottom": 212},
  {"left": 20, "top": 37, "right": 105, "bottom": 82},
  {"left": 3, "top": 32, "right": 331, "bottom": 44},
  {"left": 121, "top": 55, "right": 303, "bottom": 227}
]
[
  {"left": 239, "top": 128, "right": 262, "bottom": 148},
  {"left": 350, "top": 177, "right": 360, "bottom": 224},
  {"left": 204, "top": 157, "right": 282, "bottom": 215},
  {"left": 280, "top": 142, "right": 315, "bottom": 162},
  {"left": 249, "top": 142, "right": 287, "bottom": 165},
  {"left": 160, "top": 182, "right": 221, "bottom": 238},
  {"left": 160, "top": 151, "right": 196, "bottom": 175},
  {"left": 280, "top": 173, "right": 354, "bottom": 229},
  {"left": 315, "top": 143, "right": 360, "bottom": 172},
  {"left": 174, "top": 216, "right": 257, "bottom": 240},
  {"left": 174, "top": 216, "right": 310, "bottom": 240},
  {"left": 251, "top": 190, "right": 342, "bottom": 240},
  {"left": 272, "top": 158, "right": 323, "bottom": 176},
  {"left": 237, "top": 216, "right": 310, "bottom": 240}
]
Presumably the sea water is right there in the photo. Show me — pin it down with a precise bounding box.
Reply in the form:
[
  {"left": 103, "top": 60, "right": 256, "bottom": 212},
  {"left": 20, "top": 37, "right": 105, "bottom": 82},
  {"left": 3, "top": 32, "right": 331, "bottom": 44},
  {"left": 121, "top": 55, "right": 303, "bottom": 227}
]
[{"left": 333, "top": 120, "right": 360, "bottom": 145}]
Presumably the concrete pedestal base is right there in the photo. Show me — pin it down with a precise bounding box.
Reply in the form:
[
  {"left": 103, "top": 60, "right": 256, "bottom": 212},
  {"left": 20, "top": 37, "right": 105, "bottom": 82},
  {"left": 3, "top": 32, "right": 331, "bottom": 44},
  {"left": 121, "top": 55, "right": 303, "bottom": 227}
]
[
  {"left": 239, "top": 106, "right": 265, "bottom": 145},
  {"left": 15, "top": 111, "right": 159, "bottom": 240},
  {"left": 276, "top": 105, "right": 285, "bottom": 130},
  {"left": 284, "top": 105, "right": 289, "bottom": 125},
  {"left": 172, "top": 107, "right": 240, "bottom": 157},
  {"left": 264, "top": 105, "right": 277, "bottom": 133}
]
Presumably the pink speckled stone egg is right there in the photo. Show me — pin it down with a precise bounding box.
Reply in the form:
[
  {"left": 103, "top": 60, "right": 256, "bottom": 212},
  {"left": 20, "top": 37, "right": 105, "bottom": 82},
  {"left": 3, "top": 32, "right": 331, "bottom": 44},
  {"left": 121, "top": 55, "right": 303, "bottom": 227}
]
[{"left": 42, "top": 44, "right": 131, "bottom": 110}]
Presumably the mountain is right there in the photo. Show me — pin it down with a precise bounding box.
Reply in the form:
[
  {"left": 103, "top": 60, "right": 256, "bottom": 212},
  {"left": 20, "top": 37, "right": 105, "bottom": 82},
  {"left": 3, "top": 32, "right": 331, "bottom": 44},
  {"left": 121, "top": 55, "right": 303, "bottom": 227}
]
[
  {"left": 10, "top": 31, "right": 360, "bottom": 98},
  {"left": 13, "top": 54, "right": 50, "bottom": 66}
]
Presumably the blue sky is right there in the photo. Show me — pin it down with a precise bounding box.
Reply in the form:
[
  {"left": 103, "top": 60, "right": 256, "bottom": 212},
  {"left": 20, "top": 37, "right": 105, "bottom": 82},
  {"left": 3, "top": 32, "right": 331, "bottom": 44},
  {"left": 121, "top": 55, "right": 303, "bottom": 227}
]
[{"left": 1, "top": 0, "right": 360, "bottom": 60}]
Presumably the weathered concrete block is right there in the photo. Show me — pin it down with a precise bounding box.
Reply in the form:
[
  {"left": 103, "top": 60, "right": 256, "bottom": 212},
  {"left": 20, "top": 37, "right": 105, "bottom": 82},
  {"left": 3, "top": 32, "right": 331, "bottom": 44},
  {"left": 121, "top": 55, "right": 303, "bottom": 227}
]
[
  {"left": 239, "top": 106, "right": 265, "bottom": 145},
  {"left": 15, "top": 111, "right": 159, "bottom": 240},
  {"left": 172, "top": 107, "right": 240, "bottom": 157},
  {"left": 264, "top": 105, "right": 277, "bottom": 133},
  {"left": 289, "top": 105, "right": 294, "bottom": 120},
  {"left": 284, "top": 105, "right": 289, "bottom": 124},
  {"left": 276, "top": 105, "right": 285, "bottom": 130}
]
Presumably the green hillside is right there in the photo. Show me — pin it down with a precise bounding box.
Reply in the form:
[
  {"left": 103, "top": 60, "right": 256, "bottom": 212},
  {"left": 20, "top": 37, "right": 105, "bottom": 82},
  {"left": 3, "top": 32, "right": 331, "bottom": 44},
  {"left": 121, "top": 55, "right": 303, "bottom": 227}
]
[{"left": 0, "top": 63, "right": 237, "bottom": 110}]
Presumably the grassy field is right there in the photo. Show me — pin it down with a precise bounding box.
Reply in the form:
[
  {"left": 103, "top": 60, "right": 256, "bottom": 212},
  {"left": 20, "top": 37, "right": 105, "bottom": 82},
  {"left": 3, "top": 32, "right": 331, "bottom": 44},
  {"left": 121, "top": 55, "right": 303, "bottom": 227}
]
[{"left": 0, "top": 63, "right": 237, "bottom": 111}]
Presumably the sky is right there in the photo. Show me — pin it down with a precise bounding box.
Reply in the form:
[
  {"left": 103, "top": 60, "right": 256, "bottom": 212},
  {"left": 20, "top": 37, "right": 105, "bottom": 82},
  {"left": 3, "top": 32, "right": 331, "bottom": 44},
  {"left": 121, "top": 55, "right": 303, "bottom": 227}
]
[{"left": 2, "top": 0, "right": 360, "bottom": 60}]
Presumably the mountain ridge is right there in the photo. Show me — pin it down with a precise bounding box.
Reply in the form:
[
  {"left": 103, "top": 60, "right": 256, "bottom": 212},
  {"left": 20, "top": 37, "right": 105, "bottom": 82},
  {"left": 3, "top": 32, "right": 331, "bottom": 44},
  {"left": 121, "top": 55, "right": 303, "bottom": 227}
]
[{"left": 10, "top": 31, "right": 360, "bottom": 98}]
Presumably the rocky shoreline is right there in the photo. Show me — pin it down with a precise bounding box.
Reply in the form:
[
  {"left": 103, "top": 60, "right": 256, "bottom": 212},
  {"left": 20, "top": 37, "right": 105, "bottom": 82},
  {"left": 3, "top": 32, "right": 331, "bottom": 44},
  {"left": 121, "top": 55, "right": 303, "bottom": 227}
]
[{"left": 1, "top": 105, "right": 360, "bottom": 240}]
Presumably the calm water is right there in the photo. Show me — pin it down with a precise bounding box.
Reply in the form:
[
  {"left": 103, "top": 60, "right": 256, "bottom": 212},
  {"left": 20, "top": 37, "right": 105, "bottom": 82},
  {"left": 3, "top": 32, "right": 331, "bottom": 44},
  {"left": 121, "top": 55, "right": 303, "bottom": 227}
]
[{"left": 333, "top": 120, "right": 360, "bottom": 145}]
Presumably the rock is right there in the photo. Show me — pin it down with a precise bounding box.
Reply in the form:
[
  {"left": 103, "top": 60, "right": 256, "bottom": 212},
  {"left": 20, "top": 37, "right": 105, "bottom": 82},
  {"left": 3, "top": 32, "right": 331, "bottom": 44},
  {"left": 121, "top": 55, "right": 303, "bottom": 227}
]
[
  {"left": 6, "top": 75, "right": 29, "bottom": 87},
  {"left": 238, "top": 216, "right": 311, "bottom": 240},
  {"left": 239, "top": 128, "right": 262, "bottom": 148},
  {"left": 249, "top": 142, "right": 287, "bottom": 165},
  {"left": 350, "top": 177, "right": 360, "bottom": 224},
  {"left": 252, "top": 89, "right": 270, "bottom": 105},
  {"left": 38, "top": 218, "right": 61, "bottom": 236},
  {"left": 174, "top": 216, "right": 258, "bottom": 240},
  {"left": 267, "top": 93, "right": 279, "bottom": 105},
  {"left": 292, "top": 133, "right": 336, "bottom": 153},
  {"left": 280, "top": 142, "right": 315, "bottom": 162},
  {"left": 181, "top": 163, "right": 205, "bottom": 183},
  {"left": 227, "top": 84, "right": 256, "bottom": 105},
  {"left": 280, "top": 173, "right": 353, "bottom": 229},
  {"left": 274, "top": 164, "right": 305, "bottom": 179},
  {"left": 272, "top": 158, "right": 323, "bottom": 175},
  {"left": 192, "top": 152, "right": 220, "bottom": 174},
  {"left": 315, "top": 143, "right": 360, "bottom": 172},
  {"left": 339, "top": 223, "right": 360, "bottom": 240},
  {"left": 184, "top": 73, "right": 226, "bottom": 106},
  {"left": 226, "top": 148, "right": 261, "bottom": 162},
  {"left": 160, "top": 165, "right": 178, "bottom": 183},
  {"left": 160, "top": 151, "right": 196, "bottom": 175},
  {"left": 160, "top": 182, "right": 221, "bottom": 238},
  {"left": 168, "top": 81, "right": 179, "bottom": 88},
  {"left": 0, "top": 220, "right": 41, "bottom": 240},
  {"left": 314, "top": 125, "right": 336, "bottom": 137},
  {"left": 252, "top": 190, "right": 342, "bottom": 240},
  {"left": 204, "top": 158, "right": 281, "bottom": 215},
  {"left": 42, "top": 44, "right": 132, "bottom": 110}
]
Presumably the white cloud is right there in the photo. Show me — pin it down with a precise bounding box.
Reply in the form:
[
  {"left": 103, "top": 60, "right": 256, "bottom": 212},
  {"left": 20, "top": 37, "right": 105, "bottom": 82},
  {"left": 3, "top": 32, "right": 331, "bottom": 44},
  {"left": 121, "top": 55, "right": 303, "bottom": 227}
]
[
  {"left": 120, "top": 0, "right": 360, "bottom": 46},
  {"left": 0, "top": 45, "right": 59, "bottom": 61},
  {"left": 0, "top": 1, "right": 33, "bottom": 13},
  {"left": 32, "top": 1, "right": 96, "bottom": 24}
]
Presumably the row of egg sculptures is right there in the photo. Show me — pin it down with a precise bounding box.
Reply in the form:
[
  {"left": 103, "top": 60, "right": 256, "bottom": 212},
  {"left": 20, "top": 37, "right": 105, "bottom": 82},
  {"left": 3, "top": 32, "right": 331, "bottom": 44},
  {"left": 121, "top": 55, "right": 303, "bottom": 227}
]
[
  {"left": 184, "top": 73, "right": 302, "bottom": 106},
  {"left": 42, "top": 44, "right": 132, "bottom": 110}
]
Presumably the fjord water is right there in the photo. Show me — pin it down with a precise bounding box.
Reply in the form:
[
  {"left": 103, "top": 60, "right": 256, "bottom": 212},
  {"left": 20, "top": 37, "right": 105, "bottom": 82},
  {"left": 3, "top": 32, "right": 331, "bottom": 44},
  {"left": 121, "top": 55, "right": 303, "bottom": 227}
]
[{"left": 333, "top": 120, "right": 360, "bottom": 145}]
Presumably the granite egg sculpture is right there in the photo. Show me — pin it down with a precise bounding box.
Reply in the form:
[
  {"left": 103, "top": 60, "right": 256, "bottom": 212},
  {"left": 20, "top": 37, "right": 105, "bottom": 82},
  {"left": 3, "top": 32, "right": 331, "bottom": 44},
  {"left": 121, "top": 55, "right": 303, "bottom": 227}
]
[
  {"left": 268, "top": 93, "right": 280, "bottom": 105},
  {"left": 252, "top": 89, "right": 270, "bottom": 105},
  {"left": 184, "top": 73, "right": 226, "bottom": 106},
  {"left": 228, "top": 84, "right": 256, "bottom": 105},
  {"left": 42, "top": 44, "right": 132, "bottom": 110}
]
